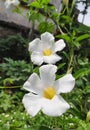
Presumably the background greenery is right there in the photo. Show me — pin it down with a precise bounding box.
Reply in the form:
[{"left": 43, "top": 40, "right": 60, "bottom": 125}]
[{"left": 0, "top": 0, "right": 90, "bottom": 129}]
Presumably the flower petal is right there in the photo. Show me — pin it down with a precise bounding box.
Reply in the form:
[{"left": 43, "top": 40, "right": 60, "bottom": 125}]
[
  {"left": 29, "top": 38, "right": 43, "bottom": 52},
  {"left": 22, "top": 93, "right": 41, "bottom": 117},
  {"left": 23, "top": 73, "right": 43, "bottom": 94},
  {"left": 41, "top": 32, "right": 54, "bottom": 43},
  {"left": 53, "top": 39, "right": 66, "bottom": 53},
  {"left": 31, "top": 52, "right": 43, "bottom": 65},
  {"left": 42, "top": 95, "right": 70, "bottom": 116},
  {"left": 55, "top": 74, "right": 75, "bottom": 94},
  {"left": 43, "top": 54, "right": 61, "bottom": 64},
  {"left": 39, "top": 64, "right": 57, "bottom": 87}
]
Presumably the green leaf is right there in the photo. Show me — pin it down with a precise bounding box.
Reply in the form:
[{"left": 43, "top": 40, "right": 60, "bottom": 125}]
[
  {"left": 86, "top": 123, "right": 90, "bottom": 129},
  {"left": 61, "top": 15, "right": 72, "bottom": 24},
  {"left": 76, "top": 34, "right": 90, "bottom": 42},
  {"left": 29, "top": 0, "right": 50, "bottom": 9},
  {"left": 23, "top": 0, "right": 28, "bottom": 2},
  {"left": 3, "top": 78, "right": 14, "bottom": 86},
  {"left": 16, "top": 126, "right": 52, "bottom": 130},
  {"left": 38, "top": 22, "right": 54, "bottom": 33},
  {"left": 58, "top": 63, "right": 66, "bottom": 70},
  {"left": 12, "top": 7, "right": 22, "bottom": 14},
  {"left": 56, "top": 34, "right": 71, "bottom": 42},
  {"left": 38, "top": 0, "right": 50, "bottom": 4},
  {"left": 76, "top": 123, "right": 90, "bottom": 130},
  {"left": 28, "top": 11, "right": 44, "bottom": 22},
  {"left": 84, "top": 86, "right": 90, "bottom": 94},
  {"left": 0, "top": 127, "right": 9, "bottom": 130},
  {"left": 30, "top": 1, "right": 41, "bottom": 8},
  {"left": 74, "top": 68, "right": 90, "bottom": 79},
  {"left": 75, "top": 24, "right": 90, "bottom": 33}
]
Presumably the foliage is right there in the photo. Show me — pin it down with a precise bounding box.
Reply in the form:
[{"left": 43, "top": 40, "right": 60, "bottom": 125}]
[
  {"left": 0, "top": 58, "right": 31, "bottom": 86},
  {"left": 0, "top": 34, "right": 29, "bottom": 62},
  {"left": 0, "top": 0, "right": 90, "bottom": 130}
]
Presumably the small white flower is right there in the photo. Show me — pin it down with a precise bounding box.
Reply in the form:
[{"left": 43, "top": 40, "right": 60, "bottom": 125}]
[
  {"left": 22, "top": 64, "right": 75, "bottom": 117},
  {"left": 5, "top": 0, "right": 20, "bottom": 9},
  {"left": 29, "top": 32, "right": 66, "bottom": 65}
]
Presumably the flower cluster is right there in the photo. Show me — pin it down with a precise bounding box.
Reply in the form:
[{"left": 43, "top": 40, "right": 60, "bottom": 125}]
[{"left": 22, "top": 32, "right": 75, "bottom": 117}]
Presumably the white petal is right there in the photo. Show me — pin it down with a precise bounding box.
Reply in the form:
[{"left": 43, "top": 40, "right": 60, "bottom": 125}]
[
  {"left": 39, "top": 64, "right": 57, "bottom": 87},
  {"left": 42, "top": 95, "right": 70, "bottom": 116},
  {"left": 23, "top": 81, "right": 32, "bottom": 91},
  {"left": 53, "top": 39, "right": 66, "bottom": 53},
  {"left": 31, "top": 52, "right": 43, "bottom": 65},
  {"left": 22, "top": 93, "right": 41, "bottom": 117},
  {"left": 29, "top": 38, "right": 42, "bottom": 52},
  {"left": 43, "top": 54, "right": 61, "bottom": 64},
  {"left": 23, "top": 73, "right": 43, "bottom": 94},
  {"left": 41, "top": 32, "right": 54, "bottom": 43},
  {"left": 55, "top": 74, "right": 75, "bottom": 94},
  {"left": 29, "top": 37, "right": 52, "bottom": 53}
]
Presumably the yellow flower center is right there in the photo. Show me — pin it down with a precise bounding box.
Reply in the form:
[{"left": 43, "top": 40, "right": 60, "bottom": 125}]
[
  {"left": 43, "top": 48, "right": 52, "bottom": 56},
  {"left": 43, "top": 87, "right": 56, "bottom": 99}
]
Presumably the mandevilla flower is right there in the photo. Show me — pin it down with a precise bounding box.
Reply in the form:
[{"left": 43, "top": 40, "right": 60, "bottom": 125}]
[
  {"left": 5, "top": 0, "right": 20, "bottom": 9},
  {"left": 29, "top": 32, "right": 66, "bottom": 65},
  {"left": 22, "top": 64, "right": 75, "bottom": 117}
]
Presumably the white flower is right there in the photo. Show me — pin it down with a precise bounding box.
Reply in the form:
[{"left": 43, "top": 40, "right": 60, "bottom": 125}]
[
  {"left": 5, "top": 0, "right": 20, "bottom": 9},
  {"left": 22, "top": 64, "right": 75, "bottom": 117},
  {"left": 29, "top": 32, "right": 66, "bottom": 65}
]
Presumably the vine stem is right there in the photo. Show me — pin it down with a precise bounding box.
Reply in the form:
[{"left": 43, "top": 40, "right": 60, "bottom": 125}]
[
  {"left": 0, "top": 86, "right": 22, "bottom": 89},
  {"left": 57, "top": 24, "right": 65, "bottom": 35},
  {"left": 66, "top": 47, "right": 74, "bottom": 73},
  {"left": 53, "top": 117, "right": 59, "bottom": 130}
]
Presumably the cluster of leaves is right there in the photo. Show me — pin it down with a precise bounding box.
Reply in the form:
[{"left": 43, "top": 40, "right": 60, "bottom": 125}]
[
  {"left": 0, "top": 34, "right": 29, "bottom": 62},
  {"left": 0, "top": 0, "right": 90, "bottom": 129},
  {"left": 0, "top": 58, "right": 31, "bottom": 86}
]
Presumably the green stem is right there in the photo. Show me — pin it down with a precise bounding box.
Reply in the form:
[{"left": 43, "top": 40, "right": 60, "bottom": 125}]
[
  {"left": 29, "top": 52, "right": 34, "bottom": 73},
  {"left": 54, "top": 117, "right": 58, "bottom": 130},
  {"left": 0, "top": 86, "right": 22, "bottom": 89},
  {"left": 69, "top": 0, "right": 76, "bottom": 16},
  {"left": 57, "top": 24, "right": 65, "bottom": 35},
  {"left": 30, "top": 61, "right": 34, "bottom": 73},
  {"left": 67, "top": 47, "right": 74, "bottom": 73}
]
